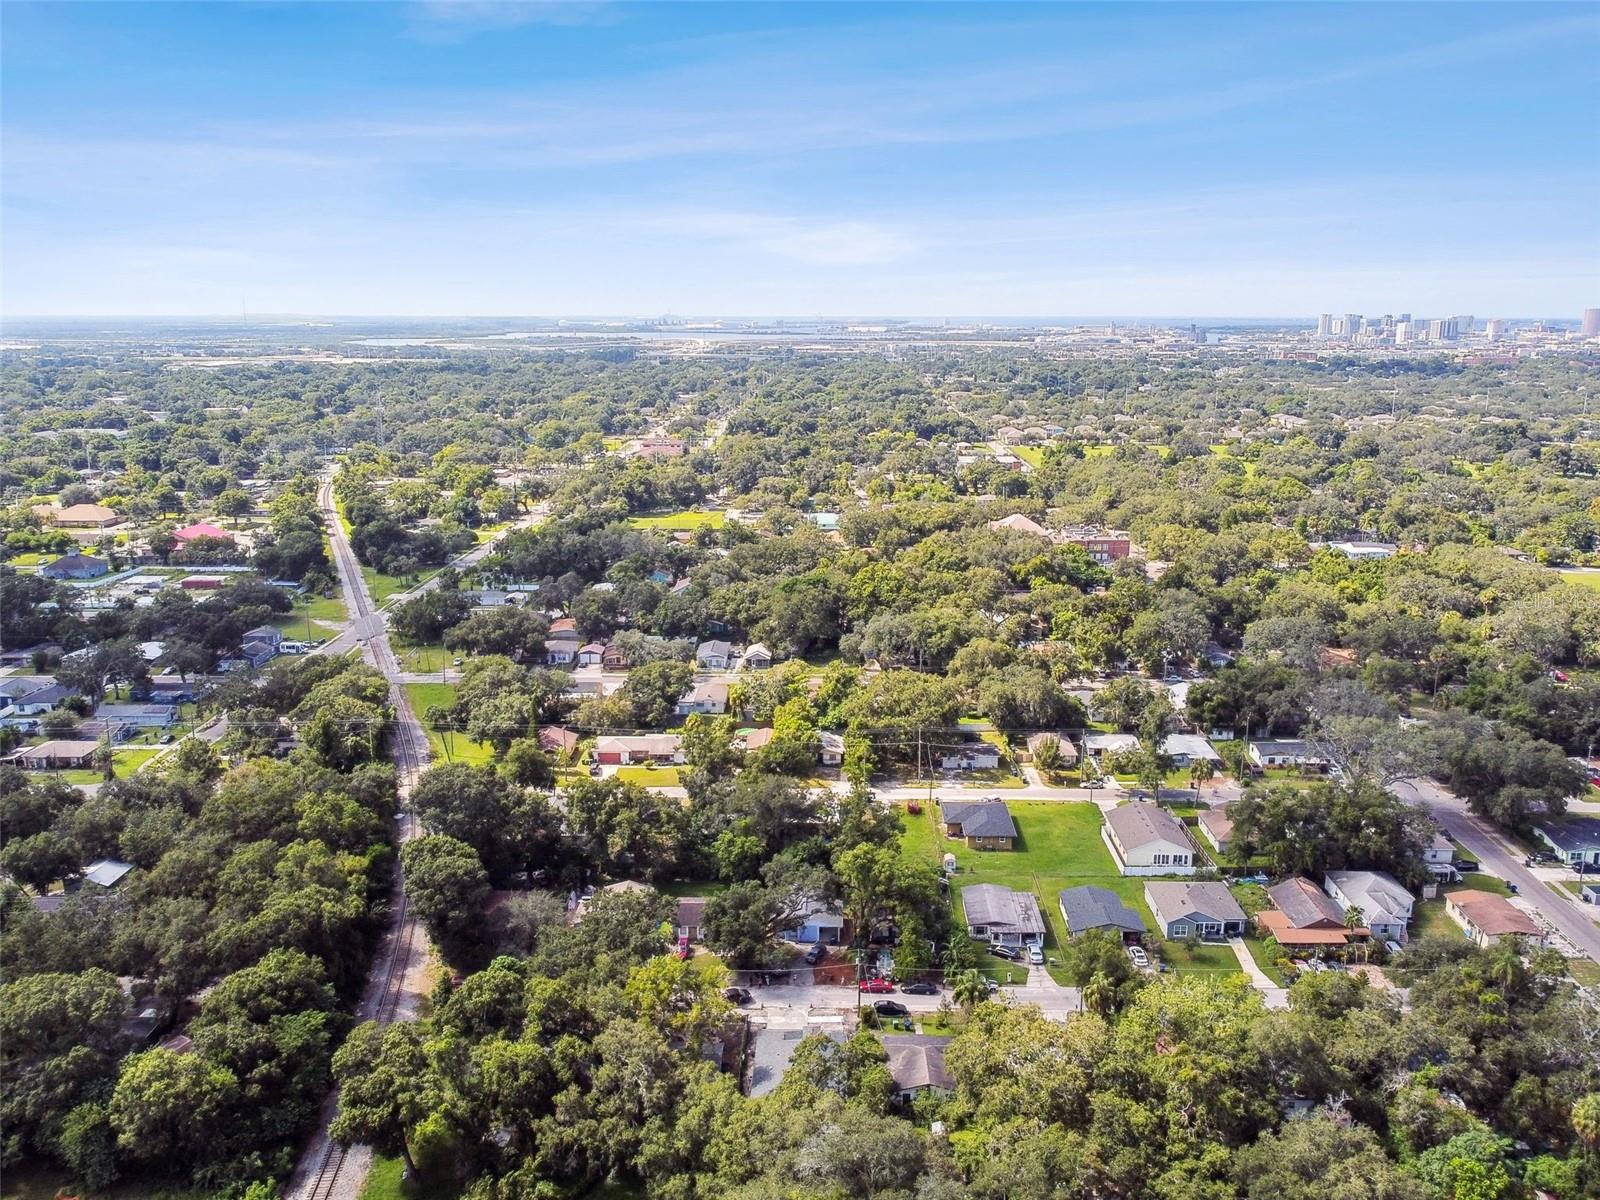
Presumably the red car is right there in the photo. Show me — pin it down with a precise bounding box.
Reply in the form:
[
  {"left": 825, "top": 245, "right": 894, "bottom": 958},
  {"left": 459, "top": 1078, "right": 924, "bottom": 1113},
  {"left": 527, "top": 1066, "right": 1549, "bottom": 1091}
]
[{"left": 859, "top": 977, "right": 895, "bottom": 994}]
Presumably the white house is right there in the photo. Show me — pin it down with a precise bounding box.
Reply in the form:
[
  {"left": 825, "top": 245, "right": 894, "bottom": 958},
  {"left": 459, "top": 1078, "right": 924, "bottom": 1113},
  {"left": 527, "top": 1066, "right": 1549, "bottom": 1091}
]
[
  {"left": 818, "top": 730, "right": 845, "bottom": 766},
  {"left": 782, "top": 898, "right": 846, "bottom": 945},
  {"left": 1101, "top": 803, "right": 1195, "bottom": 876},
  {"left": 1247, "top": 739, "right": 1328, "bottom": 772},
  {"left": 1323, "top": 871, "right": 1413, "bottom": 945},
  {"left": 695, "top": 639, "right": 733, "bottom": 670},
  {"left": 674, "top": 680, "right": 729, "bottom": 716},
  {"left": 741, "top": 642, "right": 773, "bottom": 670},
  {"left": 92, "top": 703, "right": 176, "bottom": 730},
  {"left": 1159, "top": 733, "right": 1221, "bottom": 767},
  {"left": 1084, "top": 732, "right": 1140, "bottom": 760},
  {"left": 937, "top": 740, "right": 1001, "bottom": 772}
]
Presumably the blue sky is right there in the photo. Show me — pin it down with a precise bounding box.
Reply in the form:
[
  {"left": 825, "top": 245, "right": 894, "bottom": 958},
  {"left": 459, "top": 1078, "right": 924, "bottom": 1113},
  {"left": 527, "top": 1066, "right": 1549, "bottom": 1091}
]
[{"left": 3, "top": 1, "right": 1597, "bottom": 317}]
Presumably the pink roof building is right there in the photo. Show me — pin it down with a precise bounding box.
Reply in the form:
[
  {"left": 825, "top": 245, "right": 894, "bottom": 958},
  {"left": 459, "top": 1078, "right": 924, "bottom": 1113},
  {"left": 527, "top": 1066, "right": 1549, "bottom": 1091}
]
[{"left": 174, "top": 522, "right": 232, "bottom": 541}]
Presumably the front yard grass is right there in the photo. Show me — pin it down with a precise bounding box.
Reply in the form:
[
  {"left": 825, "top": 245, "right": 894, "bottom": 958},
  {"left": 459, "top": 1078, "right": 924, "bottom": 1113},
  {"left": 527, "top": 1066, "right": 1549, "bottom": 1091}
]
[
  {"left": 1412, "top": 898, "right": 1470, "bottom": 942},
  {"left": 395, "top": 641, "right": 455, "bottom": 674}
]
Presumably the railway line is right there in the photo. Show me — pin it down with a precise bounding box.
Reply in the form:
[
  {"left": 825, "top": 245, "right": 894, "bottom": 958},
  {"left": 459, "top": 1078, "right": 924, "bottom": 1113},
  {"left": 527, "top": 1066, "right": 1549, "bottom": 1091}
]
[{"left": 286, "top": 475, "right": 434, "bottom": 1200}]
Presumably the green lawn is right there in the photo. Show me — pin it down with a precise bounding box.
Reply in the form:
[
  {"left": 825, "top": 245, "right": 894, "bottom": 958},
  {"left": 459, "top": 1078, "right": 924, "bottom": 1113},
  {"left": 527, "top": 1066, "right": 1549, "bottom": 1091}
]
[
  {"left": 1448, "top": 868, "right": 1511, "bottom": 898},
  {"left": 268, "top": 592, "right": 349, "bottom": 640},
  {"left": 1554, "top": 569, "right": 1600, "bottom": 593},
  {"left": 364, "top": 564, "right": 442, "bottom": 605},
  {"left": 402, "top": 683, "right": 494, "bottom": 767},
  {"left": 1241, "top": 934, "right": 1289, "bottom": 985},
  {"left": 394, "top": 641, "right": 455, "bottom": 674},
  {"left": 1159, "top": 939, "right": 1241, "bottom": 977},
  {"left": 1412, "top": 899, "right": 1471, "bottom": 942},
  {"left": 626, "top": 509, "right": 726, "bottom": 531},
  {"left": 360, "top": 1154, "right": 465, "bottom": 1200},
  {"left": 1567, "top": 958, "right": 1600, "bottom": 988},
  {"left": 1010, "top": 444, "right": 1045, "bottom": 468},
  {"left": 657, "top": 879, "right": 730, "bottom": 898},
  {"left": 901, "top": 800, "right": 1239, "bottom": 984},
  {"left": 616, "top": 765, "right": 684, "bottom": 787}
]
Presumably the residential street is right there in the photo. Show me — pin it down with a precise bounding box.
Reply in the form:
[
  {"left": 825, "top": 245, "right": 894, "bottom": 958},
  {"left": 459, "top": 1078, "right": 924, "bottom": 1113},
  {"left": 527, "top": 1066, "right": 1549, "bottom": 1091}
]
[{"left": 1392, "top": 776, "right": 1600, "bottom": 962}]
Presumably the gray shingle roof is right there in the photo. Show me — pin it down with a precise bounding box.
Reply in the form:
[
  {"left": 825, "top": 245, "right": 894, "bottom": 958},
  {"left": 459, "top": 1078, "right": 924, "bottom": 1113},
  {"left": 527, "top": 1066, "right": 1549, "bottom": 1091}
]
[
  {"left": 1144, "top": 881, "right": 1246, "bottom": 928},
  {"left": 1057, "top": 885, "right": 1145, "bottom": 935},
  {"left": 961, "top": 884, "right": 1045, "bottom": 935},
  {"left": 1105, "top": 802, "right": 1188, "bottom": 851},
  {"left": 938, "top": 801, "right": 1018, "bottom": 840},
  {"left": 1266, "top": 877, "right": 1345, "bottom": 928}
]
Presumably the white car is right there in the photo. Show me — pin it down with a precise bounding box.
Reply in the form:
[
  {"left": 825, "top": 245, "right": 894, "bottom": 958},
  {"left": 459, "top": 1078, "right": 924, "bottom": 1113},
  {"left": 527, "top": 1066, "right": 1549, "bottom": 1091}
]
[
  {"left": 1027, "top": 946, "right": 1044, "bottom": 965},
  {"left": 1126, "top": 945, "right": 1150, "bottom": 969}
]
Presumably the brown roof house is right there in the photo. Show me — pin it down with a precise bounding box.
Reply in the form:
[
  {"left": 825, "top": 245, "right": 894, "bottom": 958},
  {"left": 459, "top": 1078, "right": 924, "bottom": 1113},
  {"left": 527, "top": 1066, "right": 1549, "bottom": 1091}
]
[
  {"left": 1444, "top": 891, "right": 1544, "bottom": 948},
  {"left": 1256, "top": 877, "right": 1365, "bottom": 950},
  {"left": 938, "top": 801, "right": 1018, "bottom": 850}
]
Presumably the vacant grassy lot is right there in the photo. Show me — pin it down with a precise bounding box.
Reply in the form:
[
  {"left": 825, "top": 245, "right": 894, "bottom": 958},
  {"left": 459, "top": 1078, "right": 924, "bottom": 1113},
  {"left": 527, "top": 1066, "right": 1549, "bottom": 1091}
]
[
  {"left": 270, "top": 592, "right": 349, "bottom": 638},
  {"left": 1412, "top": 899, "right": 1470, "bottom": 942},
  {"left": 1554, "top": 569, "right": 1600, "bottom": 592},
  {"left": 395, "top": 641, "right": 455, "bottom": 674},
  {"left": 627, "top": 509, "right": 726, "bottom": 531},
  {"left": 901, "top": 800, "right": 1239, "bottom": 982},
  {"left": 616, "top": 764, "right": 685, "bottom": 787},
  {"left": 402, "top": 682, "right": 495, "bottom": 767},
  {"left": 1010, "top": 444, "right": 1045, "bottom": 468}
]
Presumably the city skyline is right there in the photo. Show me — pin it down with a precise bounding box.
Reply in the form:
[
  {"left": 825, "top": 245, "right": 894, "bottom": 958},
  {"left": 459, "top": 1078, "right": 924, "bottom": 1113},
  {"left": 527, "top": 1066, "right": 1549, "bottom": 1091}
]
[{"left": 3, "top": 2, "right": 1598, "bottom": 316}]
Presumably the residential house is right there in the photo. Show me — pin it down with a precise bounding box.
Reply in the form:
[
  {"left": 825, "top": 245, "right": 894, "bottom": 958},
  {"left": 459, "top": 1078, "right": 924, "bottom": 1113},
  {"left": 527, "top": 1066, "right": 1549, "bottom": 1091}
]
[
  {"left": 1196, "top": 806, "right": 1234, "bottom": 856},
  {"left": 594, "top": 734, "right": 683, "bottom": 766},
  {"left": 537, "top": 726, "right": 580, "bottom": 759},
  {"left": 174, "top": 521, "right": 233, "bottom": 542},
  {"left": 1531, "top": 817, "right": 1600, "bottom": 869},
  {"left": 0, "top": 643, "right": 62, "bottom": 668},
  {"left": 1160, "top": 733, "right": 1221, "bottom": 767},
  {"left": 936, "top": 738, "right": 1001, "bottom": 772},
  {"left": 1247, "top": 739, "right": 1328, "bottom": 772},
  {"left": 1144, "top": 881, "right": 1247, "bottom": 941},
  {"left": 1423, "top": 833, "right": 1458, "bottom": 879},
  {"left": 600, "top": 642, "right": 630, "bottom": 670},
  {"left": 676, "top": 680, "right": 729, "bottom": 716},
  {"left": 1057, "top": 885, "right": 1145, "bottom": 941},
  {"left": 1323, "top": 871, "right": 1414, "bottom": 945},
  {"left": 1083, "top": 732, "right": 1140, "bottom": 760},
  {"left": 5, "top": 739, "right": 100, "bottom": 769},
  {"left": 466, "top": 588, "right": 520, "bottom": 607},
  {"left": 1, "top": 681, "right": 75, "bottom": 718},
  {"left": 93, "top": 703, "right": 175, "bottom": 730},
  {"left": 241, "top": 626, "right": 282, "bottom": 650},
  {"left": 1256, "top": 877, "right": 1364, "bottom": 951},
  {"left": 675, "top": 897, "right": 707, "bottom": 943},
  {"left": 576, "top": 643, "right": 605, "bottom": 667},
  {"left": 961, "top": 883, "right": 1046, "bottom": 948},
  {"left": 1444, "top": 891, "right": 1545, "bottom": 948},
  {"left": 818, "top": 730, "right": 845, "bottom": 766},
  {"left": 882, "top": 1035, "right": 955, "bottom": 1105},
  {"left": 742, "top": 727, "right": 774, "bottom": 751},
  {"left": 1025, "top": 731, "right": 1079, "bottom": 766},
  {"left": 41, "top": 552, "right": 110, "bottom": 580},
  {"left": 52, "top": 503, "right": 119, "bottom": 528},
  {"left": 0, "top": 676, "right": 57, "bottom": 709},
  {"left": 543, "top": 640, "right": 577, "bottom": 667},
  {"left": 633, "top": 436, "right": 685, "bottom": 459},
  {"left": 236, "top": 640, "right": 277, "bottom": 669},
  {"left": 696, "top": 639, "right": 733, "bottom": 670},
  {"left": 938, "top": 800, "right": 1018, "bottom": 850},
  {"left": 782, "top": 898, "right": 846, "bottom": 945},
  {"left": 741, "top": 642, "right": 773, "bottom": 670},
  {"left": 1102, "top": 802, "right": 1196, "bottom": 876},
  {"left": 547, "top": 617, "right": 581, "bottom": 642},
  {"left": 82, "top": 859, "right": 134, "bottom": 889},
  {"left": 1327, "top": 541, "right": 1398, "bottom": 560}
]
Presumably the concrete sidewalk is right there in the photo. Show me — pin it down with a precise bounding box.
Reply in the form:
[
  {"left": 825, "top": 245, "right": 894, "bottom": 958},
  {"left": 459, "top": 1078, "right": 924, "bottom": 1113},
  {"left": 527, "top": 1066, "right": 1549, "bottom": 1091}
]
[{"left": 1228, "top": 937, "right": 1290, "bottom": 1009}]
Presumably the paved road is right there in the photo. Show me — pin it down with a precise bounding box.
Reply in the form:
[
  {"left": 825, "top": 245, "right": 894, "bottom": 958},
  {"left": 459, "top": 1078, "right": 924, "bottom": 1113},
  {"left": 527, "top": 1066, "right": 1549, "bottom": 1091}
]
[
  {"left": 748, "top": 973, "right": 1084, "bottom": 1019},
  {"left": 283, "top": 477, "right": 436, "bottom": 1200},
  {"left": 1393, "top": 776, "right": 1600, "bottom": 962}
]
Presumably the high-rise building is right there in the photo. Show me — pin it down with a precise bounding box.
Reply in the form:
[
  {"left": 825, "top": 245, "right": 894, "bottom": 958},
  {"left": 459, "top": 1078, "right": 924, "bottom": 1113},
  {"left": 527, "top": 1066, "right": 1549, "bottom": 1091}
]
[
  {"left": 1343, "top": 313, "right": 1361, "bottom": 336},
  {"left": 1582, "top": 308, "right": 1600, "bottom": 337},
  {"left": 1452, "top": 315, "right": 1475, "bottom": 335},
  {"left": 1317, "top": 314, "right": 1332, "bottom": 336},
  {"left": 1484, "top": 319, "right": 1507, "bottom": 340},
  {"left": 1394, "top": 322, "right": 1413, "bottom": 344},
  {"left": 1427, "top": 318, "right": 1458, "bottom": 341}
]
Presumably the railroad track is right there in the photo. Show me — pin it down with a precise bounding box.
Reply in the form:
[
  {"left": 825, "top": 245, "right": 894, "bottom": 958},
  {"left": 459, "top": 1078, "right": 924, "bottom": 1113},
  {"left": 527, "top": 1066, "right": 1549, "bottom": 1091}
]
[{"left": 294, "top": 475, "right": 433, "bottom": 1200}]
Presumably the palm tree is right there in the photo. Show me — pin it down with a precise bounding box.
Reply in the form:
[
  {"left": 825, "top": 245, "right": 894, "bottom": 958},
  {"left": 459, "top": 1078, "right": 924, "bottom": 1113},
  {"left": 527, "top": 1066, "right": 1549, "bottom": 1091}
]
[
  {"left": 1082, "top": 972, "right": 1117, "bottom": 1018},
  {"left": 1343, "top": 905, "right": 1367, "bottom": 963},
  {"left": 951, "top": 970, "right": 988, "bottom": 1010},
  {"left": 1572, "top": 1092, "right": 1600, "bottom": 1152},
  {"left": 1189, "top": 759, "right": 1217, "bottom": 794}
]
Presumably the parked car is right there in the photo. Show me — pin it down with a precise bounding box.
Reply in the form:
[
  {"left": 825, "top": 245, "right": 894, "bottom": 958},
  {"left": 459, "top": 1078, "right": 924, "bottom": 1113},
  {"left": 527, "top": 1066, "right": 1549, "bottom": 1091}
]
[
  {"left": 873, "top": 999, "right": 910, "bottom": 1017},
  {"left": 1027, "top": 946, "right": 1045, "bottom": 965},
  {"left": 1126, "top": 945, "right": 1150, "bottom": 969},
  {"left": 990, "top": 944, "right": 1021, "bottom": 961},
  {"left": 900, "top": 980, "right": 939, "bottom": 995},
  {"left": 859, "top": 977, "right": 894, "bottom": 994},
  {"left": 723, "top": 987, "right": 753, "bottom": 1005},
  {"left": 803, "top": 943, "right": 828, "bottom": 965},
  {"left": 1454, "top": 858, "right": 1480, "bottom": 872}
]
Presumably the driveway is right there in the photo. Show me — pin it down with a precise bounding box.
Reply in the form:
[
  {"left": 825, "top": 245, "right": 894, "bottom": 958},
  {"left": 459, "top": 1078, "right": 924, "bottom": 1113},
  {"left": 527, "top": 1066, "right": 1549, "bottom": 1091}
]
[{"left": 1227, "top": 937, "right": 1290, "bottom": 1009}]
